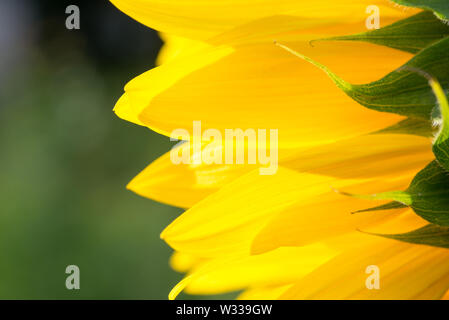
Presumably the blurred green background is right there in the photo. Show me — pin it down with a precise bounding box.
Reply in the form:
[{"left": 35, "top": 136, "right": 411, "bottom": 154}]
[{"left": 0, "top": 0, "right": 203, "bottom": 299}]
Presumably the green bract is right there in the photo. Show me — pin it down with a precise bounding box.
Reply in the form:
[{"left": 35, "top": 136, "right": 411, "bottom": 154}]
[
  {"left": 404, "top": 161, "right": 449, "bottom": 226},
  {"left": 352, "top": 161, "right": 449, "bottom": 227},
  {"left": 392, "top": 0, "right": 449, "bottom": 21},
  {"left": 278, "top": 8, "right": 449, "bottom": 249},
  {"left": 369, "top": 224, "right": 449, "bottom": 249},
  {"left": 317, "top": 11, "right": 449, "bottom": 54},
  {"left": 288, "top": 36, "right": 449, "bottom": 120},
  {"left": 431, "top": 78, "right": 449, "bottom": 171}
]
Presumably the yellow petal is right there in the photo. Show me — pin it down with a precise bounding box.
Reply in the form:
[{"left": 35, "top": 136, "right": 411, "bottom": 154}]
[
  {"left": 160, "top": 164, "right": 419, "bottom": 258},
  {"left": 128, "top": 134, "right": 431, "bottom": 208},
  {"left": 127, "top": 141, "right": 260, "bottom": 208},
  {"left": 208, "top": 13, "right": 415, "bottom": 47},
  {"left": 169, "top": 251, "right": 203, "bottom": 273},
  {"left": 280, "top": 236, "right": 449, "bottom": 299},
  {"left": 251, "top": 175, "right": 422, "bottom": 254},
  {"left": 282, "top": 134, "right": 433, "bottom": 179},
  {"left": 322, "top": 209, "right": 428, "bottom": 251},
  {"left": 113, "top": 45, "right": 233, "bottom": 128},
  {"left": 170, "top": 213, "right": 431, "bottom": 299},
  {"left": 123, "top": 39, "right": 411, "bottom": 148},
  {"left": 160, "top": 167, "right": 341, "bottom": 258},
  {"left": 237, "top": 285, "right": 291, "bottom": 300},
  {"left": 110, "top": 0, "right": 417, "bottom": 41},
  {"left": 156, "top": 33, "right": 210, "bottom": 66},
  {"left": 172, "top": 244, "right": 336, "bottom": 297}
]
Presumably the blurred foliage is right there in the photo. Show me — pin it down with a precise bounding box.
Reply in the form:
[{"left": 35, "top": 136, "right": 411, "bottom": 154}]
[
  {"left": 0, "top": 0, "right": 185, "bottom": 300},
  {"left": 0, "top": 42, "right": 186, "bottom": 299},
  {"left": 0, "top": 0, "right": 238, "bottom": 300}
]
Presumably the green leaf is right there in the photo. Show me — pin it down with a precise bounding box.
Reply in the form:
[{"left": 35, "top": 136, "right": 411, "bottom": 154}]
[
  {"left": 392, "top": 0, "right": 449, "bottom": 21},
  {"left": 276, "top": 37, "right": 449, "bottom": 120},
  {"left": 368, "top": 224, "right": 449, "bottom": 249},
  {"left": 430, "top": 77, "right": 449, "bottom": 171},
  {"left": 315, "top": 11, "right": 449, "bottom": 54}
]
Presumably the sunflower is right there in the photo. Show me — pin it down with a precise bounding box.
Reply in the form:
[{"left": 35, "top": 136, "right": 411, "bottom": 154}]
[{"left": 110, "top": 0, "right": 449, "bottom": 299}]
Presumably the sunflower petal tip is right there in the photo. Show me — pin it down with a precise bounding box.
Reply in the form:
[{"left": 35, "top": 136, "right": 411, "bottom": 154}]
[
  {"left": 168, "top": 277, "right": 191, "bottom": 300},
  {"left": 126, "top": 176, "right": 143, "bottom": 193},
  {"left": 160, "top": 225, "right": 172, "bottom": 240},
  {"left": 113, "top": 92, "right": 128, "bottom": 112}
]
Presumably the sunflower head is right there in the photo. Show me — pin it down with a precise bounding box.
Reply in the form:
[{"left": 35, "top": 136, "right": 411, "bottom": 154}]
[{"left": 111, "top": 0, "right": 449, "bottom": 300}]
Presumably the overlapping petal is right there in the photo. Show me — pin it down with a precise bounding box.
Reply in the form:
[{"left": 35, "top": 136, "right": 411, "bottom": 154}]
[
  {"left": 159, "top": 165, "right": 428, "bottom": 260},
  {"left": 156, "top": 33, "right": 210, "bottom": 65},
  {"left": 250, "top": 178, "right": 415, "bottom": 254},
  {"left": 111, "top": 0, "right": 449, "bottom": 301},
  {"left": 116, "top": 38, "right": 411, "bottom": 148},
  {"left": 170, "top": 244, "right": 337, "bottom": 298},
  {"left": 160, "top": 167, "right": 334, "bottom": 258},
  {"left": 170, "top": 213, "right": 432, "bottom": 299},
  {"left": 237, "top": 285, "right": 291, "bottom": 300},
  {"left": 110, "top": 0, "right": 416, "bottom": 41},
  {"left": 128, "top": 134, "right": 432, "bottom": 208},
  {"left": 281, "top": 236, "right": 449, "bottom": 299}
]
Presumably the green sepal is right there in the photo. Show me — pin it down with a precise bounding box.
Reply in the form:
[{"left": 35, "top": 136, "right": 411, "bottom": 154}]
[
  {"left": 373, "top": 117, "right": 434, "bottom": 137},
  {"left": 337, "top": 189, "right": 412, "bottom": 205},
  {"left": 430, "top": 78, "right": 449, "bottom": 171},
  {"left": 342, "top": 161, "right": 449, "bottom": 226},
  {"left": 405, "top": 161, "right": 449, "bottom": 226},
  {"left": 315, "top": 11, "right": 449, "bottom": 54},
  {"left": 352, "top": 201, "right": 407, "bottom": 214},
  {"left": 277, "top": 37, "right": 449, "bottom": 120},
  {"left": 392, "top": 0, "right": 449, "bottom": 22},
  {"left": 367, "top": 224, "right": 449, "bottom": 249}
]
